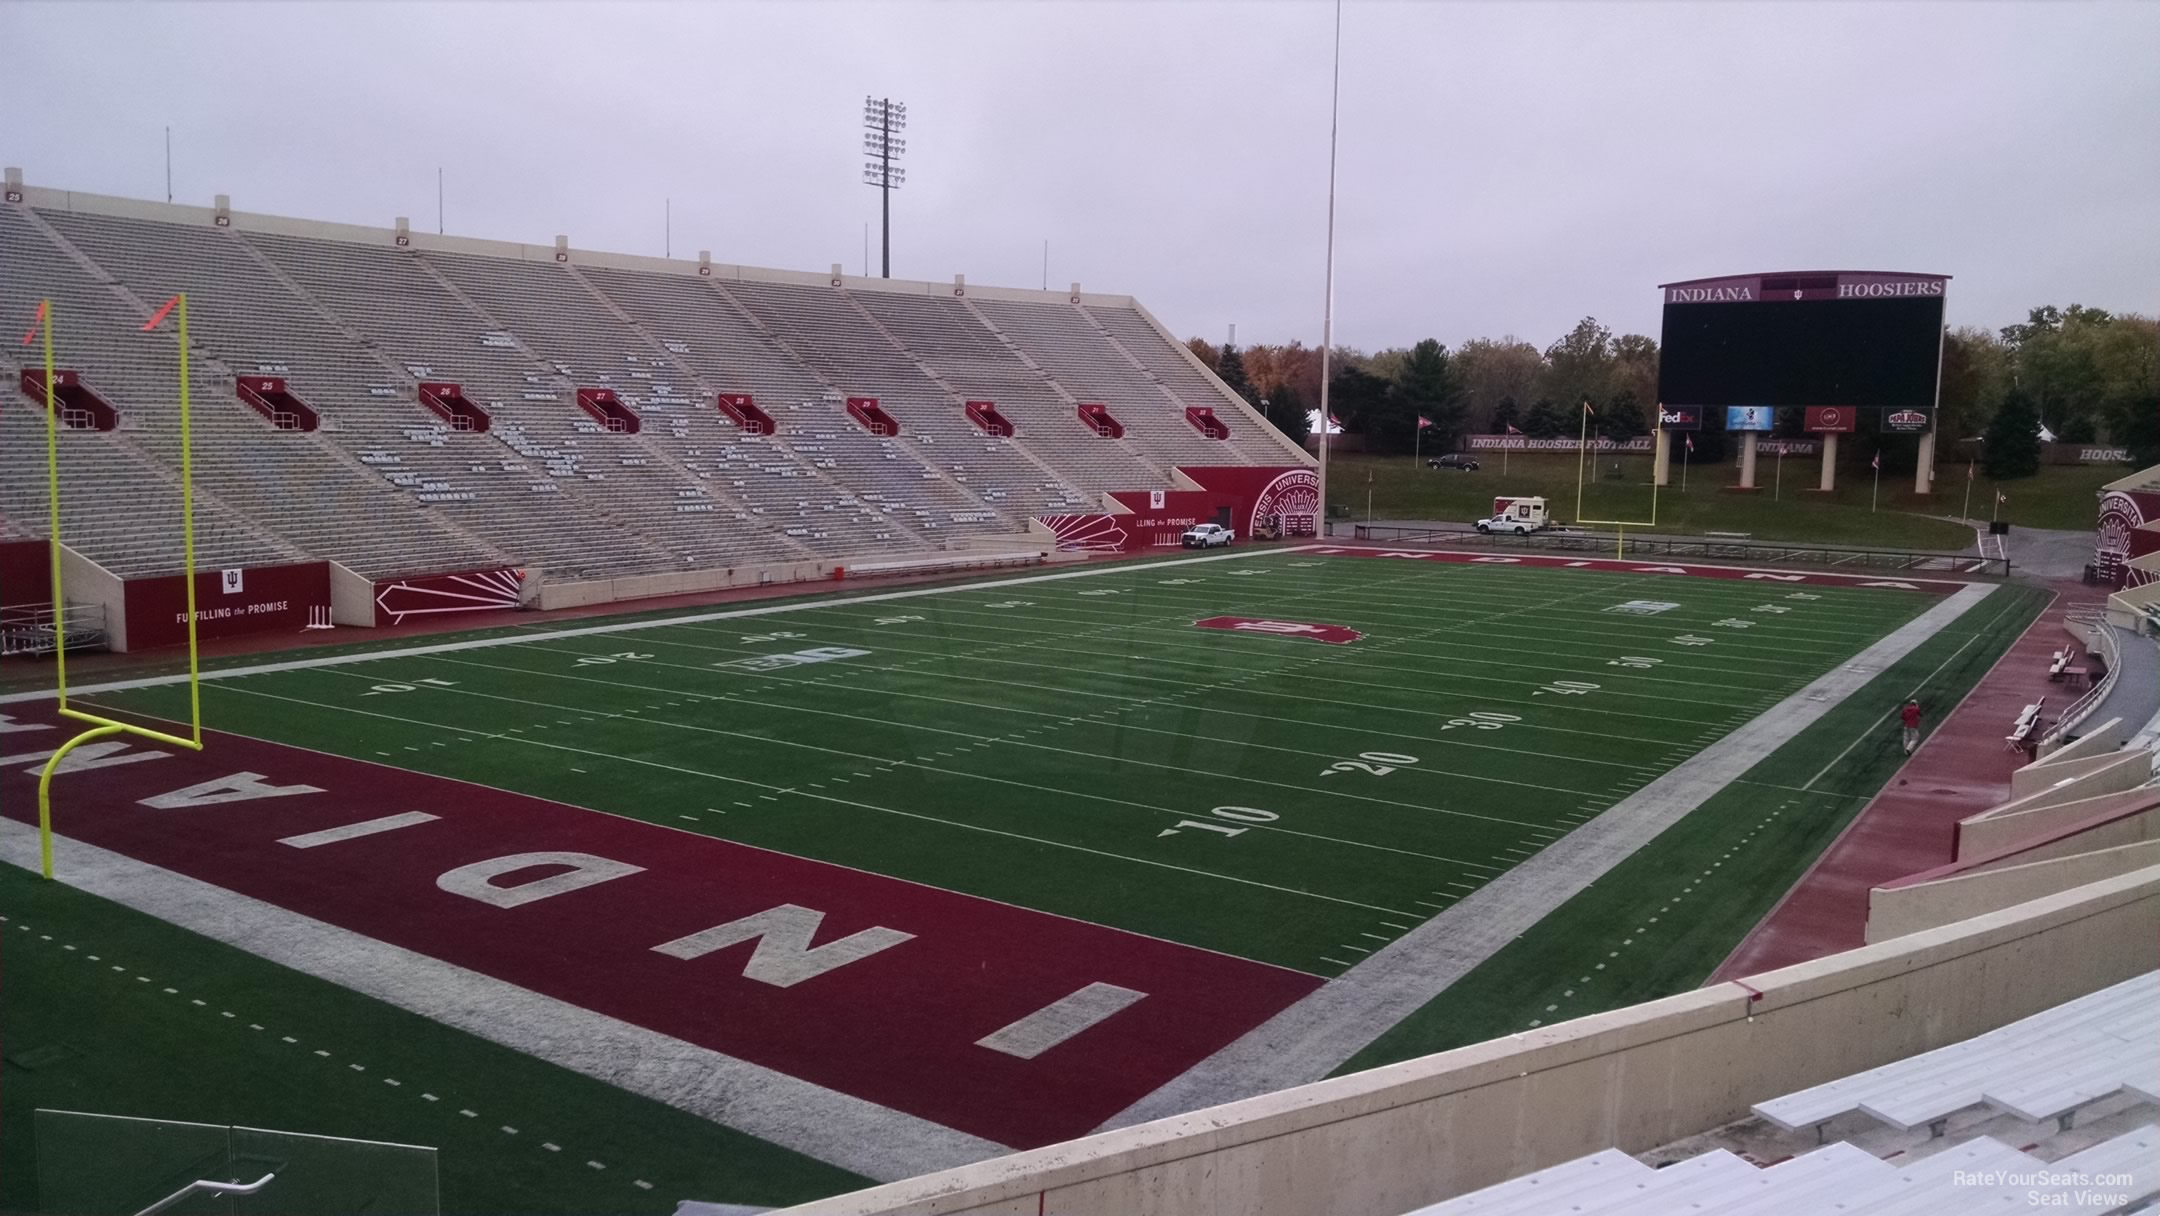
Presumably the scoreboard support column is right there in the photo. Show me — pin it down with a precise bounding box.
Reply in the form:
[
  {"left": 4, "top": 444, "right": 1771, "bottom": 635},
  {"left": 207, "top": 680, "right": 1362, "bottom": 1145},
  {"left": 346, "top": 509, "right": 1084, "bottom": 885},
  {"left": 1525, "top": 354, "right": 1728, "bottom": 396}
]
[
  {"left": 1653, "top": 429, "right": 1672, "bottom": 487},
  {"left": 1915, "top": 430, "right": 1936, "bottom": 496},
  {"left": 1819, "top": 432, "right": 1839, "bottom": 492},
  {"left": 1738, "top": 439, "right": 1759, "bottom": 490}
]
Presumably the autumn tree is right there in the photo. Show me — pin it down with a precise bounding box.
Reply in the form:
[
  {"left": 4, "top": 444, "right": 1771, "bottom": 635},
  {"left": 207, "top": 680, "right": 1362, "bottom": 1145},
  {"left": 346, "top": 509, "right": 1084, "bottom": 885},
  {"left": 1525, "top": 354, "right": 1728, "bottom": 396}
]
[{"left": 1540, "top": 317, "right": 1615, "bottom": 412}]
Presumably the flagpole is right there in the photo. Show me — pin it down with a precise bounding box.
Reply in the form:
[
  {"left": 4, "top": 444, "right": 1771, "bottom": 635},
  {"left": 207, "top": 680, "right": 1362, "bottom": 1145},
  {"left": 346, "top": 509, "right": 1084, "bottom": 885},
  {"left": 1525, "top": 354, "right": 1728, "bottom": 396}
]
[
  {"left": 1872, "top": 456, "right": 1880, "bottom": 513},
  {"left": 1314, "top": 0, "right": 1341, "bottom": 537},
  {"left": 1682, "top": 440, "right": 1689, "bottom": 493},
  {"left": 1962, "top": 459, "right": 1974, "bottom": 522}
]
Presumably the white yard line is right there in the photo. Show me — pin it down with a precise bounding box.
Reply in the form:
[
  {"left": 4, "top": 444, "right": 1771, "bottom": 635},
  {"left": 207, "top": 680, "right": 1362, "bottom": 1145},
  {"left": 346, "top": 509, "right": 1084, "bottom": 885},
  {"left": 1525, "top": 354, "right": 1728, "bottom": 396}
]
[{"left": 1101, "top": 580, "right": 1999, "bottom": 1130}]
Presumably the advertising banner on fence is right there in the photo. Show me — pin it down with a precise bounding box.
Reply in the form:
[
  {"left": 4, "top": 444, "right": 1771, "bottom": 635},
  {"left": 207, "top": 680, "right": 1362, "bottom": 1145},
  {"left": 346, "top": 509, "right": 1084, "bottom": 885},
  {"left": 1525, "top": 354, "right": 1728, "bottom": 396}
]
[
  {"left": 124, "top": 561, "right": 331, "bottom": 651},
  {"left": 1804, "top": 406, "right": 1856, "bottom": 433},
  {"left": 373, "top": 567, "right": 527, "bottom": 626},
  {"left": 1468, "top": 436, "right": 1654, "bottom": 452}
]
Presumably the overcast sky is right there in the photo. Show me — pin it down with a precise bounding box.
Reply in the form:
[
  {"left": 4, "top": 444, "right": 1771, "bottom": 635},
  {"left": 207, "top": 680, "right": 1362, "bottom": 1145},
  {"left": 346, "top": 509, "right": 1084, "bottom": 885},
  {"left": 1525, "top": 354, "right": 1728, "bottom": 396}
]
[{"left": 5, "top": 1, "right": 2155, "bottom": 353}]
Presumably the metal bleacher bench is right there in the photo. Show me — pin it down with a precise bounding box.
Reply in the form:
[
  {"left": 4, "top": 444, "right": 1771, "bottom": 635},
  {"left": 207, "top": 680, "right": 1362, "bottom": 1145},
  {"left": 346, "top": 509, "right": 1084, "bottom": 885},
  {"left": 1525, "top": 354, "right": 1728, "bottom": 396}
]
[{"left": 2005, "top": 697, "right": 2047, "bottom": 751}]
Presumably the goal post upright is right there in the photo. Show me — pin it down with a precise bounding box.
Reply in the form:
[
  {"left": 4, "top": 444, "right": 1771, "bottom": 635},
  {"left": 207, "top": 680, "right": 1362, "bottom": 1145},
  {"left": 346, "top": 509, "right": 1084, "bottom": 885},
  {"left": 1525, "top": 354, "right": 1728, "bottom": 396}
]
[
  {"left": 35, "top": 293, "right": 206, "bottom": 879},
  {"left": 1573, "top": 401, "right": 1660, "bottom": 537}
]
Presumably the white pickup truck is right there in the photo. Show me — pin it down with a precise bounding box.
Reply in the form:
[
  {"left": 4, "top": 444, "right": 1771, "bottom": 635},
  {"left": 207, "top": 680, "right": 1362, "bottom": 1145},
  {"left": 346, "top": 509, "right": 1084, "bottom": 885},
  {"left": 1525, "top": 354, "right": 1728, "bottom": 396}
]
[
  {"left": 1181, "top": 523, "right": 1235, "bottom": 548},
  {"left": 1475, "top": 496, "right": 1551, "bottom": 535}
]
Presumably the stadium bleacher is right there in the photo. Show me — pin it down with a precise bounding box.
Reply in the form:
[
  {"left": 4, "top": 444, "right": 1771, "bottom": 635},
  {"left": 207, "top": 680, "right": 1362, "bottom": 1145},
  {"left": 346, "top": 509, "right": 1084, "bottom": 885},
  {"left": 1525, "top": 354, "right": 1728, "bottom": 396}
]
[
  {"left": 0, "top": 182, "right": 1297, "bottom": 590},
  {"left": 1406, "top": 972, "right": 2159, "bottom": 1215}
]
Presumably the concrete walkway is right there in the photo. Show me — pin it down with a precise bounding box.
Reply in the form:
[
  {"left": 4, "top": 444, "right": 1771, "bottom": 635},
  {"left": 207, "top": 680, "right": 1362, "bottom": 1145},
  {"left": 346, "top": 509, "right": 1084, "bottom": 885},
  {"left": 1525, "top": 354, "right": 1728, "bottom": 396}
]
[
  {"left": 1709, "top": 582, "right": 2105, "bottom": 983},
  {"left": 1106, "top": 583, "right": 1999, "bottom": 1130}
]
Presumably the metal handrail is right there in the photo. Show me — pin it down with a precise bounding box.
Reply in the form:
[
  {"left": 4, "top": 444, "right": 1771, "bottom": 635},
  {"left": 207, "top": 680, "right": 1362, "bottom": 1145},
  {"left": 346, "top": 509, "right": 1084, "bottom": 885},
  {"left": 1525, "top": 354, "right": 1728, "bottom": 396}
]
[
  {"left": 2043, "top": 610, "right": 2124, "bottom": 748},
  {"left": 1347, "top": 523, "right": 2011, "bottom": 578},
  {"left": 134, "top": 1172, "right": 275, "bottom": 1216}
]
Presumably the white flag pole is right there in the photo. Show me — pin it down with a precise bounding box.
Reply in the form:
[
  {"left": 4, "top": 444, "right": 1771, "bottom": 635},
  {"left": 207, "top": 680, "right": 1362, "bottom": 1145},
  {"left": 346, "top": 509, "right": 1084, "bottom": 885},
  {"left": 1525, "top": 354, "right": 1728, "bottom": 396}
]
[{"left": 1314, "top": 0, "right": 1342, "bottom": 538}]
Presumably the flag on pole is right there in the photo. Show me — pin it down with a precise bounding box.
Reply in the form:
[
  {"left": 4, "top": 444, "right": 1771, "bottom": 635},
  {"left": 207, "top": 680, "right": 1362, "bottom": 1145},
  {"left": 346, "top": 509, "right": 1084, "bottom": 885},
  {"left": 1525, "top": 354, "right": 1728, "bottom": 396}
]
[
  {"left": 1968, "top": 460, "right": 1976, "bottom": 480},
  {"left": 1416, "top": 415, "right": 1432, "bottom": 430},
  {"left": 1505, "top": 423, "right": 1523, "bottom": 436},
  {"left": 20, "top": 300, "right": 46, "bottom": 347},
  {"left": 1684, "top": 434, "right": 1694, "bottom": 453},
  {"left": 1582, "top": 399, "right": 1596, "bottom": 416},
  {"left": 1872, "top": 451, "right": 1881, "bottom": 470},
  {"left": 1997, "top": 490, "right": 2007, "bottom": 503},
  {"left": 141, "top": 295, "right": 181, "bottom": 331}
]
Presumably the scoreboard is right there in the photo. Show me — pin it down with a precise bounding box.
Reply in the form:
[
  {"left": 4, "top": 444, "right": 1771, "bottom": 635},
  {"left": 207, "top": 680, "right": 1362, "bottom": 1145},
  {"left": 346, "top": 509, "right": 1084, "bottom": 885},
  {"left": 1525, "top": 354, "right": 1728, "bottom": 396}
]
[{"left": 1656, "top": 271, "right": 1948, "bottom": 411}]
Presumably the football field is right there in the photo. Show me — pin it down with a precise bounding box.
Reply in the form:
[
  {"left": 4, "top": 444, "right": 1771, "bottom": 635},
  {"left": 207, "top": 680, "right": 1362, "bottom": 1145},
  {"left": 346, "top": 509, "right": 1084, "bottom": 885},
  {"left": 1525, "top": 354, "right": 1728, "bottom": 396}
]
[
  {"left": 71, "top": 547, "right": 1938, "bottom": 972},
  {"left": 0, "top": 544, "right": 2034, "bottom": 1206}
]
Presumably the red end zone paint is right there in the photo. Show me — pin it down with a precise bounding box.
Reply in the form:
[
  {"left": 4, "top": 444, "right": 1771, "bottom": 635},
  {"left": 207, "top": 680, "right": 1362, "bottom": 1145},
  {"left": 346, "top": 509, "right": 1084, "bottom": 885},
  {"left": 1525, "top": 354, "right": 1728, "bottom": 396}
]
[
  {"left": 0, "top": 703, "right": 1316, "bottom": 1148},
  {"left": 1194, "top": 616, "right": 1364, "bottom": 644},
  {"left": 1311, "top": 546, "right": 1967, "bottom": 594}
]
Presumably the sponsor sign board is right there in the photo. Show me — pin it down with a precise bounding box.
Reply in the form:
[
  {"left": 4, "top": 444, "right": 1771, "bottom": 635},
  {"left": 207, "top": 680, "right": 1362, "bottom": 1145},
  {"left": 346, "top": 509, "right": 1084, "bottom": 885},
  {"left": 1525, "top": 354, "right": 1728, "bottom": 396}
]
[
  {"left": 1883, "top": 408, "right": 1932, "bottom": 433},
  {"left": 1725, "top": 405, "right": 1774, "bottom": 432},
  {"left": 1657, "top": 405, "right": 1702, "bottom": 431},
  {"left": 1803, "top": 406, "right": 1855, "bottom": 433}
]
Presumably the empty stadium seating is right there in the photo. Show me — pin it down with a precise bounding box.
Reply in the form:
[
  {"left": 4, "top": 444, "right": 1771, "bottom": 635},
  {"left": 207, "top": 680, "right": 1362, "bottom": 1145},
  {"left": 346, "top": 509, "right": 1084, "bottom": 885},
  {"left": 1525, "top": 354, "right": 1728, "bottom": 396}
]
[
  {"left": 1407, "top": 972, "right": 2160, "bottom": 1215},
  {"left": 0, "top": 186, "right": 1302, "bottom": 590}
]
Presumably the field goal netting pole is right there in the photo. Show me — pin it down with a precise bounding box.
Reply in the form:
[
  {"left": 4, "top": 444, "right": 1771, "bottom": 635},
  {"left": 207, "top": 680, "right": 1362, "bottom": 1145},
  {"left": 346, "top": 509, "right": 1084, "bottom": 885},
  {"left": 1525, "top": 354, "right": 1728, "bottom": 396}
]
[
  {"left": 31, "top": 295, "right": 205, "bottom": 880},
  {"left": 1573, "top": 399, "right": 1661, "bottom": 558}
]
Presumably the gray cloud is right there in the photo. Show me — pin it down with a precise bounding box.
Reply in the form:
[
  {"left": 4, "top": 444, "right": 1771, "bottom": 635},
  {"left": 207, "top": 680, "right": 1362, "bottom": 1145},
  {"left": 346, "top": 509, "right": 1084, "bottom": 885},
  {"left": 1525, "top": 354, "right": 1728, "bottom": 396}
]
[{"left": 4, "top": 1, "right": 2153, "bottom": 351}]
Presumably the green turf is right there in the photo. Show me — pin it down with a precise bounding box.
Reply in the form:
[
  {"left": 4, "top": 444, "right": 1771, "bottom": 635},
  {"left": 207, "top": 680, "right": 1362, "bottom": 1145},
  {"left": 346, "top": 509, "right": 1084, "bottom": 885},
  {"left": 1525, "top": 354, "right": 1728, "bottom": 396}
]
[
  {"left": 84, "top": 550, "right": 1937, "bottom": 975},
  {"left": 1324, "top": 451, "right": 2110, "bottom": 548},
  {"left": 1337, "top": 580, "right": 2051, "bottom": 1073},
  {"left": 0, "top": 862, "right": 866, "bottom": 1215}
]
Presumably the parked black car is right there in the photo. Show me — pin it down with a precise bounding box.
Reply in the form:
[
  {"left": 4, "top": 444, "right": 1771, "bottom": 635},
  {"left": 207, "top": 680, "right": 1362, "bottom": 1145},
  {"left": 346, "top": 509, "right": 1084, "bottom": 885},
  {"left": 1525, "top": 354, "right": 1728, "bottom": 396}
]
[{"left": 1428, "top": 453, "right": 1480, "bottom": 471}]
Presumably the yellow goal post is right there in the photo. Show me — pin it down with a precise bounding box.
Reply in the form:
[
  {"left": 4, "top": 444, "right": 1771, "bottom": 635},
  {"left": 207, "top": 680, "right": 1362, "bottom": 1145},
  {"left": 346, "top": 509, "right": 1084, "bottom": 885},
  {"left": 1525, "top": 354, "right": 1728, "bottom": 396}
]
[{"left": 30, "top": 294, "right": 205, "bottom": 879}]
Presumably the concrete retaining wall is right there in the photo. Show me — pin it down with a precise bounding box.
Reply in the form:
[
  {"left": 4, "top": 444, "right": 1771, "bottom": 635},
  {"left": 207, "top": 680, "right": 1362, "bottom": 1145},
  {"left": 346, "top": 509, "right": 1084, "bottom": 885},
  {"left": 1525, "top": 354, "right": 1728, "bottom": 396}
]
[
  {"left": 533, "top": 548, "right": 1051, "bottom": 612},
  {"left": 1866, "top": 843, "right": 2160, "bottom": 942},
  {"left": 773, "top": 866, "right": 2160, "bottom": 1216}
]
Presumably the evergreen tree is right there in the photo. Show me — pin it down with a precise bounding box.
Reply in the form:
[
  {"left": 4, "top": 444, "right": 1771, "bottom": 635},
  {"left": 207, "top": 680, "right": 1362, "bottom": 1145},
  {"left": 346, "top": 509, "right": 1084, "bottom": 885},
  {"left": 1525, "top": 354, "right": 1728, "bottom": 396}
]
[
  {"left": 1982, "top": 387, "right": 2044, "bottom": 480},
  {"left": 1601, "top": 391, "right": 1649, "bottom": 441},
  {"left": 1522, "top": 398, "right": 1567, "bottom": 439},
  {"left": 1490, "top": 395, "right": 1521, "bottom": 434},
  {"left": 1217, "top": 344, "right": 1253, "bottom": 402},
  {"left": 1263, "top": 383, "right": 1309, "bottom": 443},
  {"left": 1392, "top": 338, "right": 1466, "bottom": 443}
]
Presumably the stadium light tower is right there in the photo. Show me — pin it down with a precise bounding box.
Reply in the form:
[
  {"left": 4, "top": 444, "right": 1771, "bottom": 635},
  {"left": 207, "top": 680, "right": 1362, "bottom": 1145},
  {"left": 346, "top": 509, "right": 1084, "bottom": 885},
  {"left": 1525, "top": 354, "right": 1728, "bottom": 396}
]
[{"left": 862, "top": 97, "right": 907, "bottom": 279}]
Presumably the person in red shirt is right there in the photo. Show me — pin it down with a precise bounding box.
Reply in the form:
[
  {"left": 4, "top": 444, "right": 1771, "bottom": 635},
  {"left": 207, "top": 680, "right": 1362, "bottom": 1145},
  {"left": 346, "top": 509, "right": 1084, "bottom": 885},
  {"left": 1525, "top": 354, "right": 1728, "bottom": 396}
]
[{"left": 1900, "top": 699, "right": 1923, "bottom": 755}]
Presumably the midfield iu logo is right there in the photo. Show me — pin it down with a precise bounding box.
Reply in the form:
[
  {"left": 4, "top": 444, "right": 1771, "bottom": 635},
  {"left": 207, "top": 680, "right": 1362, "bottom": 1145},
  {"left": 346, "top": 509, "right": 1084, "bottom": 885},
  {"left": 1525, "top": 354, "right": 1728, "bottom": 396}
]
[{"left": 1193, "top": 616, "right": 1364, "bottom": 645}]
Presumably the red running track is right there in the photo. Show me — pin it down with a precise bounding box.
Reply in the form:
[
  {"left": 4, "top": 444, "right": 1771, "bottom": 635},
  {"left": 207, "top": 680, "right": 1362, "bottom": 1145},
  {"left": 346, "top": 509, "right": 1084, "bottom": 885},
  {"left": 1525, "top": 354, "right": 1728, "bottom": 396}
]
[
  {"left": 0, "top": 700, "right": 1318, "bottom": 1148},
  {"left": 1710, "top": 582, "right": 2099, "bottom": 983}
]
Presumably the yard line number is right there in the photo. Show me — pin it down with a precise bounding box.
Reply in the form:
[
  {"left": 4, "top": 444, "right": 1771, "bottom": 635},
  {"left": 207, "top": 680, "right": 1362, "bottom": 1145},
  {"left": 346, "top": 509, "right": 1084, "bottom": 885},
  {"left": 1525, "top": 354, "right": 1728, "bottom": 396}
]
[
  {"left": 1158, "top": 805, "right": 1281, "bottom": 839},
  {"left": 1320, "top": 751, "right": 1421, "bottom": 778},
  {"left": 361, "top": 678, "right": 458, "bottom": 696}
]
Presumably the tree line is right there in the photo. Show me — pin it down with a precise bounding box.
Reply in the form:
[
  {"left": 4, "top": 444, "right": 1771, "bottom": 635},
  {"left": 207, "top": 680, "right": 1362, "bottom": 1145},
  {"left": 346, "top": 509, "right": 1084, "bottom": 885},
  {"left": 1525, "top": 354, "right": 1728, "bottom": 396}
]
[{"left": 1189, "top": 304, "right": 2158, "bottom": 479}]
